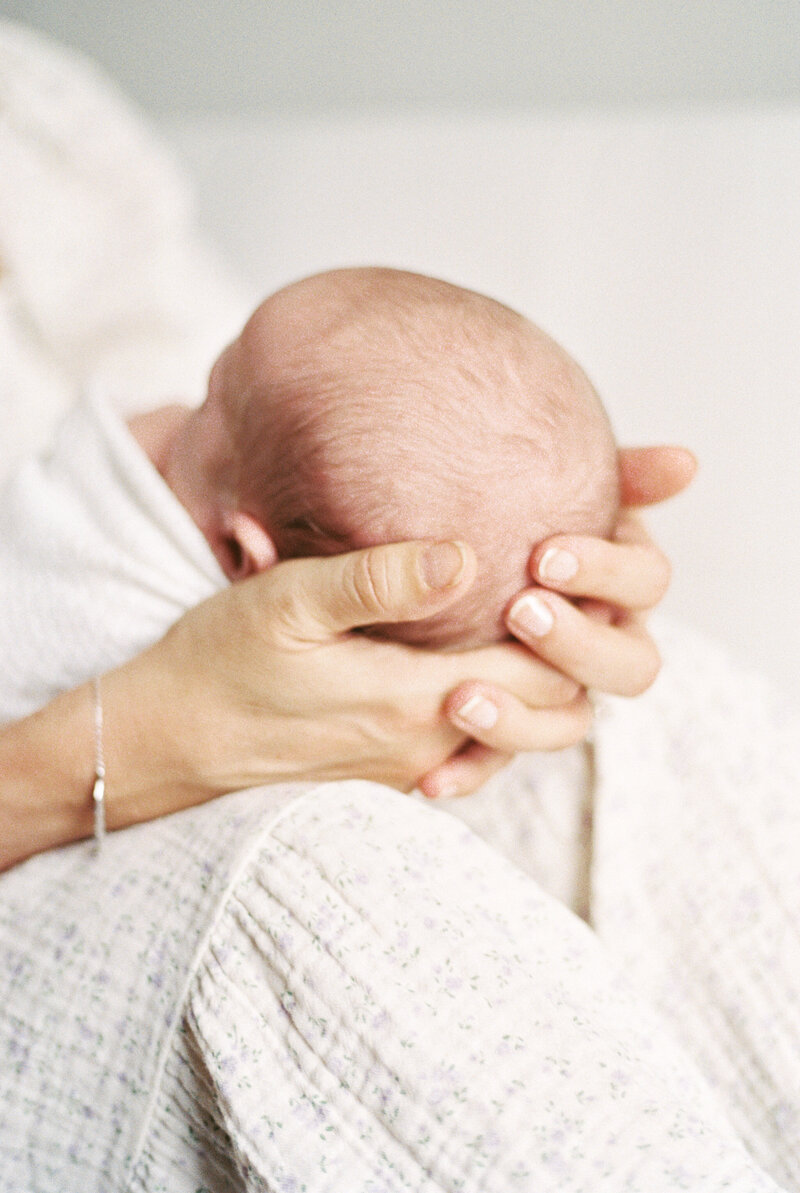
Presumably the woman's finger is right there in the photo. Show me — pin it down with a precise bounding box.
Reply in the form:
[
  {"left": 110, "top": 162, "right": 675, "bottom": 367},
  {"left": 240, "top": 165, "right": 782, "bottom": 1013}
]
[
  {"left": 442, "top": 683, "right": 594, "bottom": 754},
  {"left": 618, "top": 445, "right": 697, "bottom": 507},
  {"left": 439, "top": 640, "right": 581, "bottom": 708},
  {"left": 529, "top": 528, "right": 671, "bottom": 611},
  {"left": 418, "top": 684, "right": 594, "bottom": 798},
  {"left": 259, "top": 539, "right": 477, "bottom": 644},
  {"left": 506, "top": 589, "right": 662, "bottom": 696},
  {"left": 418, "top": 741, "right": 513, "bottom": 800}
]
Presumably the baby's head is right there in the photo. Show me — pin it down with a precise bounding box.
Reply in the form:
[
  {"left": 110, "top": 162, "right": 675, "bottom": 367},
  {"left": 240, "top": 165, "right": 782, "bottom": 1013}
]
[{"left": 186, "top": 268, "right": 619, "bottom": 647}]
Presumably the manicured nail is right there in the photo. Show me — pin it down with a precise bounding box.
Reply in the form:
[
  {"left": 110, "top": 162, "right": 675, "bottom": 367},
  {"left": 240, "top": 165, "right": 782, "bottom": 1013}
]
[
  {"left": 422, "top": 541, "right": 467, "bottom": 589},
  {"left": 508, "top": 593, "right": 555, "bottom": 638},
  {"left": 453, "top": 693, "right": 499, "bottom": 731},
  {"left": 538, "top": 547, "right": 579, "bottom": 583}
]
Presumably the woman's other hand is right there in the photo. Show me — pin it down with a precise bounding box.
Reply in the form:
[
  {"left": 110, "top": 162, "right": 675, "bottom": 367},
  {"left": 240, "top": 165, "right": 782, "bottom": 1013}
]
[{"left": 419, "top": 445, "right": 696, "bottom": 799}]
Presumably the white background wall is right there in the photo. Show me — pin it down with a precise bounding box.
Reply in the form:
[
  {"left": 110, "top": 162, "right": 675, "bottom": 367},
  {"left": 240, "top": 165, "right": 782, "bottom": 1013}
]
[{"left": 3, "top": 0, "right": 800, "bottom": 115}]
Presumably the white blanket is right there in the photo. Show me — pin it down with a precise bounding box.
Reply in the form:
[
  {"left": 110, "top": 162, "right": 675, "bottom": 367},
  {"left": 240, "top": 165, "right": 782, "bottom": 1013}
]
[
  {"left": 0, "top": 393, "right": 798, "bottom": 1189},
  {"left": 0, "top": 781, "right": 788, "bottom": 1193},
  {"left": 593, "top": 621, "right": 800, "bottom": 1186},
  {"left": 0, "top": 389, "right": 227, "bottom": 724}
]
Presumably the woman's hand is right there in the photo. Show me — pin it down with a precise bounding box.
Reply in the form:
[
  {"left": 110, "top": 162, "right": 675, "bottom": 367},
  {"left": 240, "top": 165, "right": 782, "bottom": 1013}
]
[
  {"left": 99, "top": 539, "right": 586, "bottom": 830},
  {"left": 119, "top": 445, "right": 694, "bottom": 816},
  {"left": 418, "top": 446, "right": 696, "bottom": 799}
]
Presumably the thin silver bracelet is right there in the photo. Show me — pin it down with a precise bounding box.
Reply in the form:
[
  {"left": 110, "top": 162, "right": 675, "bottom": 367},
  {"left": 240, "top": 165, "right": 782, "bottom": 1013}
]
[{"left": 92, "top": 676, "right": 106, "bottom": 850}]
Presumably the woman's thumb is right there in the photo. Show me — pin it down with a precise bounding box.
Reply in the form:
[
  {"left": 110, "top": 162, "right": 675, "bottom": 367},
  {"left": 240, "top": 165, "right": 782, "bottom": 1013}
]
[{"left": 265, "top": 540, "right": 476, "bottom": 643}]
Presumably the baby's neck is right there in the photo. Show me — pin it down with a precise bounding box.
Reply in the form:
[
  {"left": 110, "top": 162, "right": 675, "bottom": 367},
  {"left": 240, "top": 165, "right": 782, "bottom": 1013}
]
[
  {"left": 128, "top": 402, "right": 212, "bottom": 533},
  {"left": 128, "top": 402, "right": 231, "bottom": 565},
  {"left": 128, "top": 404, "right": 193, "bottom": 479}
]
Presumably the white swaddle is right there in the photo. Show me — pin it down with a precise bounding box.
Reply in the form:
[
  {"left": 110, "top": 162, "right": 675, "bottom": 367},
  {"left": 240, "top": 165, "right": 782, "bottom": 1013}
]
[{"left": 0, "top": 389, "right": 227, "bottom": 725}]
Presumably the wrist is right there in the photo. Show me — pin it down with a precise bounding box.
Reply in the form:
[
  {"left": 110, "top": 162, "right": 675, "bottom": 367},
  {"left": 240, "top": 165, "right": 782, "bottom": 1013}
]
[
  {"left": 98, "top": 647, "right": 221, "bottom": 829},
  {"left": 0, "top": 684, "right": 95, "bottom": 870},
  {"left": 0, "top": 637, "right": 242, "bottom": 872}
]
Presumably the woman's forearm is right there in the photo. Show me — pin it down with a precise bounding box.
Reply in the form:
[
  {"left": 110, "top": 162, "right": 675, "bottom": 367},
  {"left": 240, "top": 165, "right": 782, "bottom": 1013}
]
[{"left": 0, "top": 658, "right": 212, "bottom": 872}]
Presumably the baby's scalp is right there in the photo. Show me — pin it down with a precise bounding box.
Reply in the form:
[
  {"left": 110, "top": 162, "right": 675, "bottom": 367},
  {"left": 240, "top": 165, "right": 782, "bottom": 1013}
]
[{"left": 217, "top": 268, "right": 620, "bottom": 647}]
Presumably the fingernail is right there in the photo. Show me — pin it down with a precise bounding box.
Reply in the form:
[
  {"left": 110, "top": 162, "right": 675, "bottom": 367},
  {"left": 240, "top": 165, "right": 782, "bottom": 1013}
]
[
  {"left": 422, "top": 541, "right": 466, "bottom": 589},
  {"left": 453, "top": 693, "right": 499, "bottom": 730},
  {"left": 538, "top": 547, "right": 579, "bottom": 583},
  {"left": 508, "top": 593, "right": 555, "bottom": 638}
]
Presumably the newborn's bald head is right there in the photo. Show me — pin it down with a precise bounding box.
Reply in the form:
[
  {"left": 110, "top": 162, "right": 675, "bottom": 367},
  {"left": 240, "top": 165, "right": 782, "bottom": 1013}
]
[{"left": 210, "top": 268, "right": 619, "bottom": 646}]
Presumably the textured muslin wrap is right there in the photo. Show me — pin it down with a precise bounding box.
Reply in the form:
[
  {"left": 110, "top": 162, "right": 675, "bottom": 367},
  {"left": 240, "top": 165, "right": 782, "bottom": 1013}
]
[{"left": 0, "top": 394, "right": 798, "bottom": 1190}]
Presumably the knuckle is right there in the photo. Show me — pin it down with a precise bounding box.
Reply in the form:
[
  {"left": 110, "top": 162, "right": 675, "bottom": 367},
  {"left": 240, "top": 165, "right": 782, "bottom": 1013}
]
[{"left": 351, "top": 549, "right": 393, "bottom": 618}]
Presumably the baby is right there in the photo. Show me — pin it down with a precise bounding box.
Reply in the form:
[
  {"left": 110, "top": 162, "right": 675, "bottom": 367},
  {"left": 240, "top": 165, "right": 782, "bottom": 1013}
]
[
  {"left": 0, "top": 265, "right": 618, "bottom": 921},
  {"left": 138, "top": 267, "right": 619, "bottom": 648}
]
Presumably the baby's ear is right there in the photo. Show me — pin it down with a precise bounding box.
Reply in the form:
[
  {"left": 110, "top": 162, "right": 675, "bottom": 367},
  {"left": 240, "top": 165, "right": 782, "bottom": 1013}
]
[{"left": 221, "top": 511, "right": 278, "bottom": 580}]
